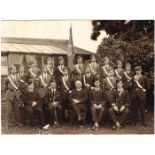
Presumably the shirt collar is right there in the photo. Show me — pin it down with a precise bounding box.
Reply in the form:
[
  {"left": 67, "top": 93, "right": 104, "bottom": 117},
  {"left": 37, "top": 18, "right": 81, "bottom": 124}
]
[{"left": 76, "top": 88, "right": 82, "bottom": 91}]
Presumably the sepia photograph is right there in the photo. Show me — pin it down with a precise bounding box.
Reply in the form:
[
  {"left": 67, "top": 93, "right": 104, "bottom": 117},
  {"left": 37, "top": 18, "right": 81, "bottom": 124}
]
[{"left": 1, "top": 20, "right": 154, "bottom": 134}]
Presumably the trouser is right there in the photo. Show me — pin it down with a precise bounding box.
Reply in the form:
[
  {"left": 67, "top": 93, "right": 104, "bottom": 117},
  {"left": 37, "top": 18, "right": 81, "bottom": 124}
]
[
  {"left": 71, "top": 103, "right": 86, "bottom": 116},
  {"left": 109, "top": 107, "right": 130, "bottom": 124},
  {"left": 62, "top": 93, "right": 70, "bottom": 122},
  {"left": 25, "top": 105, "right": 44, "bottom": 126},
  {"left": 49, "top": 105, "right": 62, "bottom": 123},
  {"left": 91, "top": 106, "right": 105, "bottom": 124},
  {"left": 5, "top": 98, "right": 21, "bottom": 126},
  {"left": 42, "top": 103, "right": 51, "bottom": 124},
  {"left": 132, "top": 97, "right": 146, "bottom": 124}
]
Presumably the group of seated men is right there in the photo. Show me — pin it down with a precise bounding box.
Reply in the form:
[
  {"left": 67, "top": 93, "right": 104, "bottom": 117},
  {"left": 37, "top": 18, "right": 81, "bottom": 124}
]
[{"left": 4, "top": 54, "right": 150, "bottom": 131}]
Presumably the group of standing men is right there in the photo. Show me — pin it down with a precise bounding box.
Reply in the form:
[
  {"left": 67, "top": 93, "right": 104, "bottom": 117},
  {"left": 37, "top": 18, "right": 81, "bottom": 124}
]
[{"left": 4, "top": 54, "right": 150, "bottom": 131}]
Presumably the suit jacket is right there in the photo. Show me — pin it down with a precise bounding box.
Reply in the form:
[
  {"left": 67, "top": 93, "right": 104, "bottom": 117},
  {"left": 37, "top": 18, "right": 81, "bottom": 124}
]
[
  {"left": 69, "top": 89, "right": 88, "bottom": 104},
  {"left": 17, "top": 72, "right": 27, "bottom": 90},
  {"left": 89, "top": 88, "right": 106, "bottom": 106},
  {"left": 123, "top": 71, "right": 134, "bottom": 90},
  {"left": 4, "top": 74, "right": 20, "bottom": 92},
  {"left": 39, "top": 73, "right": 51, "bottom": 87},
  {"left": 102, "top": 77, "right": 117, "bottom": 103},
  {"left": 72, "top": 63, "right": 85, "bottom": 80},
  {"left": 132, "top": 75, "right": 150, "bottom": 100},
  {"left": 88, "top": 62, "right": 101, "bottom": 75},
  {"left": 56, "top": 65, "right": 66, "bottom": 77},
  {"left": 59, "top": 75, "right": 73, "bottom": 92},
  {"left": 27, "top": 67, "right": 40, "bottom": 88},
  {"left": 45, "top": 89, "right": 62, "bottom": 104},
  {"left": 46, "top": 65, "right": 56, "bottom": 77},
  {"left": 101, "top": 65, "right": 112, "bottom": 79},
  {"left": 102, "top": 77, "right": 117, "bottom": 90},
  {"left": 114, "top": 68, "right": 125, "bottom": 80},
  {"left": 27, "top": 67, "right": 40, "bottom": 79},
  {"left": 22, "top": 90, "right": 42, "bottom": 107},
  {"left": 115, "top": 89, "right": 130, "bottom": 107},
  {"left": 82, "top": 74, "right": 94, "bottom": 88}
]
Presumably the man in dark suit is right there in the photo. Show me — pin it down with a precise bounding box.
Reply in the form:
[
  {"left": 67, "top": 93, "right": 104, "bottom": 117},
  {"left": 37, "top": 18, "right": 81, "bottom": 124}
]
[
  {"left": 109, "top": 80, "right": 130, "bottom": 130},
  {"left": 89, "top": 79, "right": 107, "bottom": 130},
  {"left": 59, "top": 67, "right": 73, "bottom": 121},
  {"left": 4, "top": 65, "right": 22, "bottom": 129},
  {"left": 22, "top": 81, "right": 44, "bottom": 129},
  {"left": 38, "top": 65, "right": 52, "bottom": 125},
  {"left": 131, "top": 66, "right": 150, "bottom": 127},
  {"left": 69, "top": 80, "right": 88, "bottom": 125},
  {"left": 44, "top": 80, "right": 62, "bottom": 128}
]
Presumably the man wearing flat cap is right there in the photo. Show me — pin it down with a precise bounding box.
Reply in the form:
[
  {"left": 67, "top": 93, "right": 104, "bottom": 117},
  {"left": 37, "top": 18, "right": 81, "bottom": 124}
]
[{"left": 132, "top": 65, "right": 150, "bottom": 127}]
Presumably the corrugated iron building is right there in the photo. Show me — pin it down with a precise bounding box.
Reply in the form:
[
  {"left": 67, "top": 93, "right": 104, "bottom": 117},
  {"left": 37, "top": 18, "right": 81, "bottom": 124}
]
[{"left": 1, "top": 37, "right": 93, "bottom": 76}]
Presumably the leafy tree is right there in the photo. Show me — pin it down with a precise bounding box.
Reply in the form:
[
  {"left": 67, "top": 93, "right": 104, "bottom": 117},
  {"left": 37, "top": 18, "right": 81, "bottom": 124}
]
[{"left": 91, "top": 20, "right": 154, "bottom": 74}]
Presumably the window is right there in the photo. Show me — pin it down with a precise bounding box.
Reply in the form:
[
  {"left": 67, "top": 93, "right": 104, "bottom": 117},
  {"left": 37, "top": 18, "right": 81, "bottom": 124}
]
[{"left": 1, "top": 55, "right": 8, "bottom": 75}]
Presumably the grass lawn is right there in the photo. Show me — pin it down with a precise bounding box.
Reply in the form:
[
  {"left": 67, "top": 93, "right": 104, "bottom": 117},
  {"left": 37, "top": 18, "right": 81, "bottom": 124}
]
[{"left": 1, "top": 104, "right": 154, "bottom": 135}]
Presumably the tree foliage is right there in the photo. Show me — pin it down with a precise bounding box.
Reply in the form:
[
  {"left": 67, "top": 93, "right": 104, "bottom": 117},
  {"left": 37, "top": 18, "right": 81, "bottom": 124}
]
[{"left": 91, "top": 20, "right": 154, "bottom": 74}]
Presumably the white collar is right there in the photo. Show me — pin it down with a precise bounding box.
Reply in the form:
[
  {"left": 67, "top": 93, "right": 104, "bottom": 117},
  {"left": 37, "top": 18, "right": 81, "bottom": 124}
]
[
  {"left": 76, "top": 88, "right": 82, "bottom": 91},
  {"left": 95, "top": 87, "right": 100, "bottom": 91}
]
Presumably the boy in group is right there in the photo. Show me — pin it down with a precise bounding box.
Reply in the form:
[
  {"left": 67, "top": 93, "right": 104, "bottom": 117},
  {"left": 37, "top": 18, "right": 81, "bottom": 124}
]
[
  {"left": 132, "top": 66, "right": 150, "bottom": 127},
  {"left": 109, "top": 80, "right": 130, "bottom": 130},
  {"left": 89, "top": 78, "right": 107, "bottom": 130},
  {"left": 69, "top": 80, "right": 88, "bottom": 126},
  {"left": 46, "top": 57, "right": 56, "bottom": 80},
  {"left": 4, "top": 65, "right": 22, "bottom": 129},
  {"left": 27, "top": 62, "right": 41, "bottom": 91},
  {"left": 17, "top": 65, "right": 27, "bottom": 124},
  {"left": 88, "top": 54, "right": 100, "bottom": 77},
  {"left": 101, "top": 56, "right": 112, "bottom": 79},
  {"left": 72, "top": 55, "right": 85, "bottom": 81},
  {"left": 114, "top": 60, "right": 124, "bottom": 80},
  {"left": 123, "top": 63, "right": 134, "bottom": 97},
  {"left": 44, "top": 80, "right": 63, "bottom": 128},
  {"left": 82, "top": 67, "right": 95, "bottom": 90}
]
